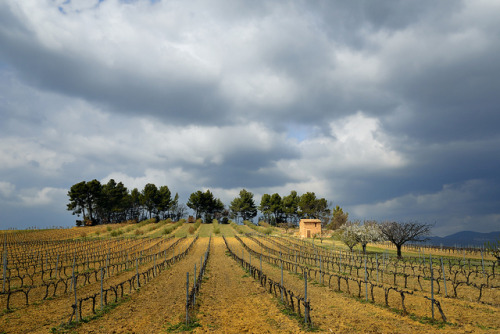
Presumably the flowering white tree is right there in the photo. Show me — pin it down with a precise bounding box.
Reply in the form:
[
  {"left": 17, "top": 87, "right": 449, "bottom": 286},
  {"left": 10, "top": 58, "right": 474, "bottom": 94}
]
[
  {"left": 357, "top": 220, "right": 384, "bottom": 254},
  {"left": 339, "top": 221, "right": 360, "bottom": 252},
  {"left": 340, "top": 220, "right": 384, "bottom": 253}
]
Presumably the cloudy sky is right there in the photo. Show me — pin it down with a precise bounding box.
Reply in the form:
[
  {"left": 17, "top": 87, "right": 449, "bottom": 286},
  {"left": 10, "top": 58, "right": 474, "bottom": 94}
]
[{"left": 1, "top": 0, "right": 499, "bottom": 236}]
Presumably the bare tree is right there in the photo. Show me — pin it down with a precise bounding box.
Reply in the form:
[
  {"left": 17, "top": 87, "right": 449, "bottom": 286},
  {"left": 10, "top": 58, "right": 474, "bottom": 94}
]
[{"left": 379, "top": 221, "right": 432, "bottom": 258}]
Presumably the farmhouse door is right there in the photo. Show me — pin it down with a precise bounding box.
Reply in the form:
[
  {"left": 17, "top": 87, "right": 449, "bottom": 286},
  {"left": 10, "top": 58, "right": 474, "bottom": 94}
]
[{"left": 307, "top": 230, "right": 311, "bottom": 238}]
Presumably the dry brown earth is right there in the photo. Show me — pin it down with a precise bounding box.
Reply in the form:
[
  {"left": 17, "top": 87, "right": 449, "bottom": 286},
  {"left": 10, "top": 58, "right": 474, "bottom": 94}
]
[
  {"left": 1, "top": 233, "right": 498, "bottom": 333},
  {"left": 193, "top": 237, "right": 304, "bottom": 333}
]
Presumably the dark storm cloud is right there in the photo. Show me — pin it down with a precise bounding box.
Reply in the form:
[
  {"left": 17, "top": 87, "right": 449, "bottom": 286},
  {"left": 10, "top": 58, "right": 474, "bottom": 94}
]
[
  {"left": 1, "top": 0, "right": 500, "bottom": 235},
  {"left": 0, "top": 29, "right": 229, "bottom": 126}
]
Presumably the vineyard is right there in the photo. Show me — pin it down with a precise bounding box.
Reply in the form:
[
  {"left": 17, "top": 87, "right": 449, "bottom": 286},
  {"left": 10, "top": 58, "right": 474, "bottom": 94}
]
[{"left": 0, "top": 222, "right": 499, "bottom": 333}]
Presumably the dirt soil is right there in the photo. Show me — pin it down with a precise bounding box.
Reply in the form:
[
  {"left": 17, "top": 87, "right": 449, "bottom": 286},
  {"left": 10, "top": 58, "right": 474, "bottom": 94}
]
[
  {"left": 229, "top": 237, "right": 498, "bottom": 334},
  {"left": 74, "top": 238, "right": 209, "bottom": 334},
  {"left": 0, "top": 237, "right": 181, "bottom": 334},
  {"left": 1, "top": 234, "right": 498, "bottom": 333},
  {"left": 193, "top": 238, "right": 304, "bottom": 333}
]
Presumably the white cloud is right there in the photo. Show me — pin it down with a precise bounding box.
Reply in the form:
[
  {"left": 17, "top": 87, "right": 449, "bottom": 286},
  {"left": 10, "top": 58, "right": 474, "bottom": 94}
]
[
  {"left": 220, "top": 70, "right": 299, "bottom": 110},
  {"left": 0, "top": 137, "right": 74, "bottom": 173},
  {"left": 17, "top": 187, "right": 66, "bottom": 207},
  {"left": 274, "top": 112, "right": 406, "bottom": 180},
  {"left": 0, "top": 181, "right": 15, "bottom": 197}
]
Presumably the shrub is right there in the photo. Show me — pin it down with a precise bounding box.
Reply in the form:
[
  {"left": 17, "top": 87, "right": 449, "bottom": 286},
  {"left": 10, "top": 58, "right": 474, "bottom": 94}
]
[
  {"left": 258, "top": 221, "right": 271, "bottom": 227},
  {"left": 214, "top": 227, "right": 221, "bottom": 235},
  {"left": 193, "top": 219, "right": 202, "bottom": 232},
  {"left": 111, "top": 230, "right": 124, "bottom": 237},
  {"left": 106, "top": 226, "right": 112, "bottom": 232},
  {"left": 188, "top": 226, "right": 195, "bottom": 234},
  {"left": 263, "top": 227, "right": 273, "bottom": 235},
  {"left": 162, "top": 227, "right": 172, "bottom": 235}
]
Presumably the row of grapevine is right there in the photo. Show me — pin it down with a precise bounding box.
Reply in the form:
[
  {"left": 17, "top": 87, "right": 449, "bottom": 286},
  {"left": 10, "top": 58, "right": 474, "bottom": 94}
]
[
  {"left": 73, "top": 235, "right": 199, "bottom": 321},
  {"left": 223, "top": 236, "right": 312, "bottom": 325},
  {"left": 264, "top": 234, "right": 499, "bottom": 304},
  {"left": 0, "top": 236, "right": 183, "bottom": 310},
  {"left": 234, "top": 234, "right": 497, "bottom": 322}
]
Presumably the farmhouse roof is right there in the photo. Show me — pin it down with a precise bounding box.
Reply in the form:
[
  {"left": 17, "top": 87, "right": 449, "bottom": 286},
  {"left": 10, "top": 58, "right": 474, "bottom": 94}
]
[{"left": 300, "top": 219, "right": 321, "bottom": 223}]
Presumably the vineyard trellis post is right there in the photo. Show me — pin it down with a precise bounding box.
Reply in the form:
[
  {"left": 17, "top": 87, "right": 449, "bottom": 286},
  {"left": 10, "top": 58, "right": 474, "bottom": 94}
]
[
  {"left": 441, "top": 257, "right": 447, "bottom": 297},
  {"left": 304, "top": 269, "right": 308, "bottom": 325},
  {"left": 376, "top": 253, "right": 379, "bottom": 283},
  {"left": 55, "top": 253, "right": 59, "bottom": 279},
  {"left": 339, "top": 250, "right": 342, "bottom": 273},
  {"left": 320, "top": 255, "right": 323, "bottom": 285},
  {"left": 481, "top": 250, "right": 485, "bottom": 278},
  {"left": 72, "top": 254, "right": 79, "bottom": 322},
  {"left": 136, "top": 258, "right": 139, "bottom": 289},
  {"left": 194, "top": 264, "right": 197, "bottom": 306},
  {"left": 100, "top": 267, "right": 103, "bottom": 310},
  {"left": 364, "top": 255, "right": 368, "bottom": 301},
  {"left": 280, "top": 252, "right": 284, "bottom": 302},
  {"left": 430, "top": 254, "right": 434, "bottom": 320},
  {"left": 2, "top": 248, "right": 6, "bottom": 293},
  {"left": 185, "top": 272, "right": 189, "bottom": 325}
]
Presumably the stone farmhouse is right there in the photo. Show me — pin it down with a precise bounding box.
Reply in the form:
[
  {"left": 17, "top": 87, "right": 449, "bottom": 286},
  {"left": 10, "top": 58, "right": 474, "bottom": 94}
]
[{"left": 299, "top": 219, "right": 322, "bottom": 238}]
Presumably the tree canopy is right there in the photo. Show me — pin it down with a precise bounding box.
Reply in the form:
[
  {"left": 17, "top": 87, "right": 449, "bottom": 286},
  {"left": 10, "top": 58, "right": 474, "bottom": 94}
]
[
  {"left": 68, "top": 179, "right": 425, "bottom": 245},
  {"left": 328, "top": 205, "right": 348, "bottom": 230},
  {"left": 187, "top": 190, "right": 224, "bottom": 222},
  {"left": 380, "top": 221, "right": 432, "bottom": 258},
  {"left": 230, "top": 189, "right": 257, "bottom": 222},
  {"left": 67, "top": 179, "right": 175, "bottom": 225}
]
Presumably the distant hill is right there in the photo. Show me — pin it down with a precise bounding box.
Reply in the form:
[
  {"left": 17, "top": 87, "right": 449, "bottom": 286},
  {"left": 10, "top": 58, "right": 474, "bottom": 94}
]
[{"left": 424, "top": 231, "right": 500, "bottom": 247}]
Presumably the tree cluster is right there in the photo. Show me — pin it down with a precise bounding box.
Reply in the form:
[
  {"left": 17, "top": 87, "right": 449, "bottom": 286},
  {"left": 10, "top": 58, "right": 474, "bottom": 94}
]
[
  {"left": 186, "top": 190, "right": 225, "bottom": 223},
  {"left": 68, "top": 181, "right": 432, "bottom": 256},
  {"left": 67, "top": 179, "right": 184, "bottom": 225},
  {"left": 229, "top": 189, "right": 257, "bottom": 222},
  {"left": 258, "top": 191, "right": 330, "bottom": 226}
]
